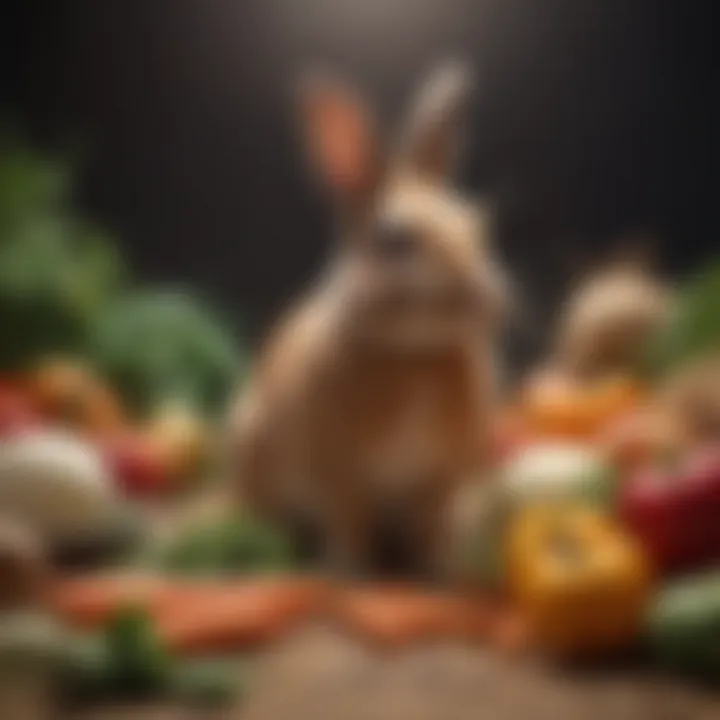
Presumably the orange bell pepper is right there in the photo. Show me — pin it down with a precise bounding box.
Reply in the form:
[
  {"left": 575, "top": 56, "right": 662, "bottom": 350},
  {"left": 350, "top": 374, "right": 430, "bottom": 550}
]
[
  {"left": 508, "top": 505, "right": 652, "bottom": 658},
  {"left": 521, "top": 371, "right": 641, "bottom": 441}
]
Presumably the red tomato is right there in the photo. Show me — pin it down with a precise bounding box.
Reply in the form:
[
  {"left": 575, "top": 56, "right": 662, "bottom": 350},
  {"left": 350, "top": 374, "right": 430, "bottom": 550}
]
[{"left": 103, "top": 433, "right": 169, "bottom": 497}]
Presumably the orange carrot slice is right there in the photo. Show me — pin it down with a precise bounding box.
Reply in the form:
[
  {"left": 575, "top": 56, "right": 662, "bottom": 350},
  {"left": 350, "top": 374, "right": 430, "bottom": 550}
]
[
  {"left": 157, "top": 578, "right": 331, "bottom": 655},
  {"left": 49, "top": 573, "right": 168, "bottom": 629},
  {"left": 333, "top": 585, "right": 496, "bottom": 648}
]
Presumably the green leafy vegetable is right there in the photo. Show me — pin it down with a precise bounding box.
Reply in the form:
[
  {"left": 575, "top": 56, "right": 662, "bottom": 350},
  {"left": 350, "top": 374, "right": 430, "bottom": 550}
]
[
  {"left": 139, "top": 513, "right": 297, "bottom": 576},
  {"left": 0, "top": 131, "right": 69, "bottom": 236},
  {"left": 646, "top": 571, "right": 720, "bottom": 683},
  {"left": 90, "top": 288, "right": 244, "bottom": 419},
  {"left": 646, "top": 260, "right": 720, "bottom": 376},
  {"left": 62, "top": 607, "right": 170, "bottom": 700},
  {"left": 104, "top": 606, "right": 170, "bottom": 696},
  {"left": 0, "top": 135, "right": 125, "bottom": 370},
  {"left": 61, "top": 619, "right": 248, "bottom": 706}
]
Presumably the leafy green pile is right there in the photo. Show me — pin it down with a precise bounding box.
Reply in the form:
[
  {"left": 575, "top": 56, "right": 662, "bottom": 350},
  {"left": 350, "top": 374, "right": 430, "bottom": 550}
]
[
  {"left": 138, "top": 513, "right": 297, "bottom": 576},
  {"left": 646, "top": 260, "right": 720, "bottom": 376},
  {"left": 0, "top": 133, "right": 245, "bottom": 417},
  {"left": 0, "top": 137, "right": 124, "bottom": 370},
  {"left": 63, "top": 607, "right": 247, "bottom": 706},
  {"left": 90, "top": 289, "right": 243, "bottom": 418}
]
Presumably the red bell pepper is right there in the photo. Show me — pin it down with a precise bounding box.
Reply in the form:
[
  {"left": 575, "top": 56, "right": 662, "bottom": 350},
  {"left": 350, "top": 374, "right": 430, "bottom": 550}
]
[{"left": 620, "top": 447, "right": 720, "bottom": 574}]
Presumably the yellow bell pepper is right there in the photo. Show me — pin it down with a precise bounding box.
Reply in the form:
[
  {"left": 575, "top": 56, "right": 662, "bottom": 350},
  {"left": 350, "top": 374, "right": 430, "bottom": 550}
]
[{"left": 508, "top": 505, "right": 652, "bottom": 658}]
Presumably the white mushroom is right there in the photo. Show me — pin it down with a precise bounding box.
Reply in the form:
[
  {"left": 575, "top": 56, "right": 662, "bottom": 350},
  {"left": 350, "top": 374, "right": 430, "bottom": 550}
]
[{"left": 0, "top": 429, "right": 124, "bottom": 547}]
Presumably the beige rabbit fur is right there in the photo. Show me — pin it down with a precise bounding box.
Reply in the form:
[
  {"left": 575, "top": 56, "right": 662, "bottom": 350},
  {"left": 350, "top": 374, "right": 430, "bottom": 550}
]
[
  {"left": 553, "top": 255, "right": 672, "bottom": 379},
  {"left": 230, "top": 63, "right": 508, "bottom": 577}
]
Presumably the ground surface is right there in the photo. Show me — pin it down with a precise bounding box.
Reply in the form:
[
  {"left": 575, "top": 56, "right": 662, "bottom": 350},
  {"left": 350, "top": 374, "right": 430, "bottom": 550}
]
[{"left": 71, "top": 626, "right": 720, "bottom": 720}]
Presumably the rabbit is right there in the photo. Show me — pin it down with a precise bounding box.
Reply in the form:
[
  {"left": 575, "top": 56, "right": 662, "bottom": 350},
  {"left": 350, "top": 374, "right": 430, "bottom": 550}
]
[
  {"left": 229, "top": 62, "right": 509, "bottom": 578},
  {"left": 550, "top": 249, "right": 673, "bottom": 381}
]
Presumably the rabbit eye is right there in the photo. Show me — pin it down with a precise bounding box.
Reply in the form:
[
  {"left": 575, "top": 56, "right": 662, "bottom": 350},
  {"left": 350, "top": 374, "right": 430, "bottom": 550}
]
[{"left": 373, "top": 222, "right": 418, "bottom": 259}]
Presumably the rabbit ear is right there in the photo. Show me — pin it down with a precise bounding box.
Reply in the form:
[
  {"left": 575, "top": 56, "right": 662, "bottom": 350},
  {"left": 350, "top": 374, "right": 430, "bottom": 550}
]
[
  {"left": 297, "top": 69, "right": 381, "bottom": 209},
  {"left": 396, "top": 61, "right": 473, "bottom": 182}
]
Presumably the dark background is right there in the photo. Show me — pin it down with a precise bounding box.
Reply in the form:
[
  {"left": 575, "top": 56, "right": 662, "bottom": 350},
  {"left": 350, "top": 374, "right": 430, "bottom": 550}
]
[{"left": 2, "top": 0, "right": 717, "bottom": 365}]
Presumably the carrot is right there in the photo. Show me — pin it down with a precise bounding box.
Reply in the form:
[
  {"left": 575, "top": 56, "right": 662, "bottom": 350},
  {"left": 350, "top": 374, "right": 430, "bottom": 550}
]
[
  {"left": 489, "top": 605, "right": 533, "bottom": 657},
  {"left": 48, "top": 572, "right": 169, "bottom": 629},
  {"left": 442, "top": 594, "right": 499, "bottom": 643},
  {"left": 334, "top": 585, "right": 438, "bottom": 647},
  {"left": 157, "top": 578, "right": 331, "bottom": 655},
  {"left": 50, "top": 574, "right": 331, "bottom": 649},
  {"left": 333, "top": 585, "right": 497, "bottom": 648},
  {"left": 50, "top": 574, "right": 525, "bottom": 656}
]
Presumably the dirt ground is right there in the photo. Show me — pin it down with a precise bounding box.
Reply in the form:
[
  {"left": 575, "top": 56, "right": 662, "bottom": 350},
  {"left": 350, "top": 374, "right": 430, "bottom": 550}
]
[{"left": 71, "top": 625, "right": 720, "bottom": 720}]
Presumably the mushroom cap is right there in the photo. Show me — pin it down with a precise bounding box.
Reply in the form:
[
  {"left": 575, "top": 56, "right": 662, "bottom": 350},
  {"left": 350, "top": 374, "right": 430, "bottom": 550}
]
[{"left": 0, "top": 429, "right": 125, "bottom": 546}]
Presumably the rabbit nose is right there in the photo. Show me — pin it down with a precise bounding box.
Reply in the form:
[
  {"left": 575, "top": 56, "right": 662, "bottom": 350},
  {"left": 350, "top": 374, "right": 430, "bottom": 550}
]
[{"left": 374, "top": 222, "right": 419, "bottom": 259}]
